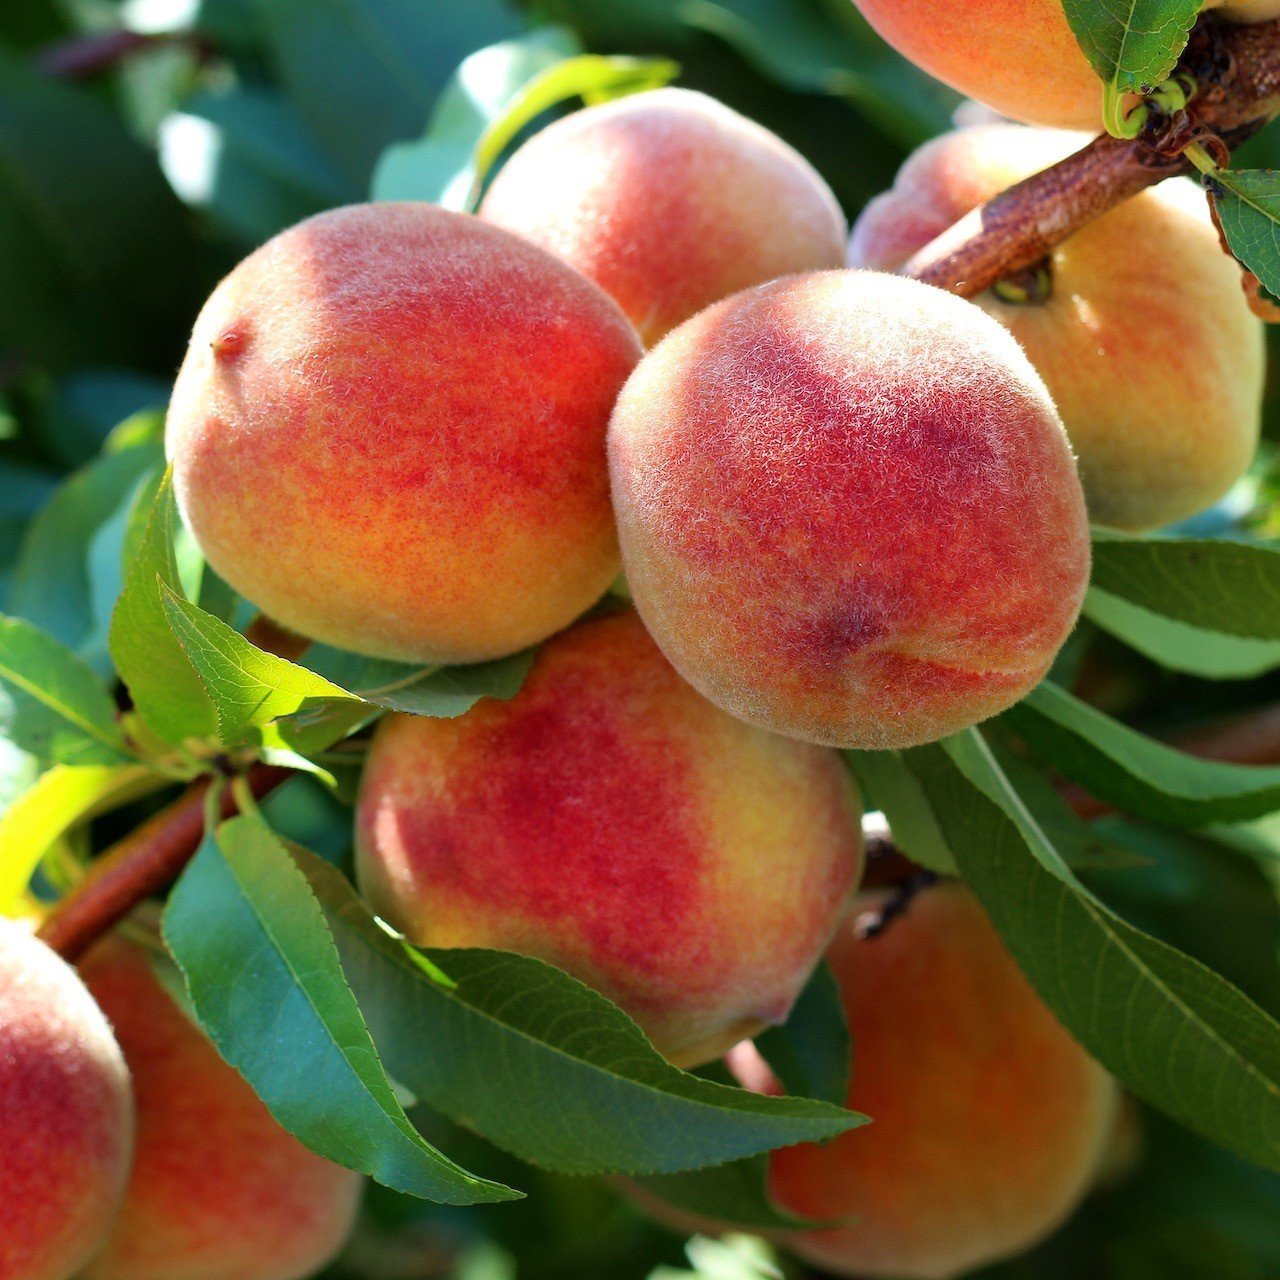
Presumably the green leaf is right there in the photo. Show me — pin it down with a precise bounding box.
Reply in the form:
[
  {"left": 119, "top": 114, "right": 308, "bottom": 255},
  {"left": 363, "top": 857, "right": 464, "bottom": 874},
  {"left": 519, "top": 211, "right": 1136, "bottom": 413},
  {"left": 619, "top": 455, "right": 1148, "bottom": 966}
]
[
  {"left": 1203, "top": 167, "right": 1280, "bottom": 303},
  {"left": 156, "top": 589, "right": 536, "bottom": 758},
  {"left": 1091, "top": 529, "right": 1280, "bottom": 639},
  {"left": 0, "top": 49, "right": 199, "bottom": 371},
  {"left": 82, "top": 464, "right": 166, "bottom": 676},
  {"left": 753, "top": 962, "right": 850, "bottom": 1108},
  {"left": 108, "top": 470, "right": 216, "bottom": 747},
  {"left": 470, "top": 51, "right": 678, "bottom": 190},
  {"left": 0, "top": 763, "right": 163, "bottom": 909},
  {"left": 632, "top": 1157, "right": 810, "bottom": 1232},
  {"left": 163, "top": 810, "right": 519, "bottom": 1205},
  {"left": 845, "top": 749, "right": 956, "bottom": 874},
  {"left": 1008, "top": 682, "right": 1280, "bottom": 825},
  {"left": 8, "top": 437, "right": 162, "bottom": 656},
  {"left": 0, "top": 461, "right": 57, "bottom": 520},
  {"left": 250, "top": 0, "right": 525, "bottom": 188},
  {"left": 36, "top": 371, "right": 168, "bottom": 469},
  {"left": 159, "top": 586, "right": 362, "bottom": 751},
  {"left": 298, "top": 848, "right": 865, "bottom": 1175},
  {"left": 372, "top": 29, "right": 586, "bottom": 206},
  {"left": 983, "top": 727, "right": 1152, "bottom": 873},
  {"left": 906, "top": 731, "right": 1280, "bottom": 1172},
  {"left": 1090, "top": 818, "right": 1280, "bottom": 1019},
  {"left": 684, "top": 0, "right": 957, "bottom": 145},
  {"left": 171, "top": 87, "right": 356, "bottom": 243},
  {"left": 1060, "top": 0, "right": 1200, "bottom": 133},
  {"left": 302, "top": 644, "right": 535, "bottom": 717},
  {"left": 0, "top": 615, "right": 131, "bottom": 765},
  {"left": 373, "top": 32, "right": 676, "bottom": 210},
  {"left": 546, "top": 0, "right": 958, "bottom": 145},
  {"left": 1085, "top": 587, "right": 1280, "bottom": 679}
]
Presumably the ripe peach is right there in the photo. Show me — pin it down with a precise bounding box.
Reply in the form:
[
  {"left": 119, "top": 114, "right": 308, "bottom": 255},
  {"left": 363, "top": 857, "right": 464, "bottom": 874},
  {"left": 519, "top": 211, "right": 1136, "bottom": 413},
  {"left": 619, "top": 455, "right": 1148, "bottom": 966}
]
[
  {"left": 850, "top": 124, "right": 1264, "bottom": 530},
  {"left": 738, "top": 885, "right": 1118, "bottom": 1279},
  {"left": 607, "top": 270, "right": 1090, "bottom": 751},
  {"left": 479, "top": 88, "right": 846, "bottom": 345},
  {"left": 354, "top": 608, "right": 862, "bottom": 1068},
  {"left": 850, "top": 0, "right": 1280, "bottom": 129},
  {"left": 0, "top": 920, "right": 133, "bottom": 1280},
  {"left": 80, "top": 938, "right": 362, "bottom": 1280},
  {"left": 166, "top": 203, "right": 641, "bottom": 664}
]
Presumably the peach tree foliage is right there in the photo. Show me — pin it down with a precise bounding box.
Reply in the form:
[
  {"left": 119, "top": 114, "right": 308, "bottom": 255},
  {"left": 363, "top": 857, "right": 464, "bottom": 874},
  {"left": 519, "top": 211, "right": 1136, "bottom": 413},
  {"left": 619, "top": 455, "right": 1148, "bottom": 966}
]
[{"left": 5, "top": 0, "right": 1280, "bottom": 1277}]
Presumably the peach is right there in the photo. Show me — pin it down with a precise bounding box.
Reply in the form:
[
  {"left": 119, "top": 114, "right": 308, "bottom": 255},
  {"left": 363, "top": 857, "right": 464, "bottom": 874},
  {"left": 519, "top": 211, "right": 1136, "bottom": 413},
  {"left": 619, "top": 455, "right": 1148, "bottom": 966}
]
[
  {"left": 354, "top": 608, "right": 862, "bottom": 1068},
  {"left": 850, "top": 124, "right": 1264, "bottom": 530},
  {"left": 738, "top": 885, "right": 1118, "bottom": 1279},
  {"left": 479, "top": 88, "right": 846, "bottom": 345},
  {"left": 607, "top": 270, "right": 1090, "bottom": 751},
  {"left": 0, "top": 920, "right": 133, "bottom": 1280},
  {"left": 166, "top": 203, "right": 641, "bottom": 664},
  {"left": 850, "top": 0, "right": 1280, "bottom": 129},
  {"left": 80, "top": 938, "right": 362, "bottom": 1280}
]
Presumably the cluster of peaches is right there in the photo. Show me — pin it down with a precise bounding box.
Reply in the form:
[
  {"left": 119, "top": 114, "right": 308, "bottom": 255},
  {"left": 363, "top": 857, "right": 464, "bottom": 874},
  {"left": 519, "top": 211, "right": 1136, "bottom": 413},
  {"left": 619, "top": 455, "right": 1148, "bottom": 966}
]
[{"left": 4, "top": 2, "right": 1272, "bottom": 1275}]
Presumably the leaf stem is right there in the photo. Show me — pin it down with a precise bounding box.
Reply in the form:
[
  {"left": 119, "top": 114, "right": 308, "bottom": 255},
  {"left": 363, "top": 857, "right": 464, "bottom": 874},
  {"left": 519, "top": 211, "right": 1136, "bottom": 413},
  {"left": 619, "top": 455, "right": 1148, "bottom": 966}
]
[
  {"left": 1103, "top": 83, "right": 1147, "bottom": 139},
  {"left": 1183, "top": 140, "right": 1221, "bottom": 174}
]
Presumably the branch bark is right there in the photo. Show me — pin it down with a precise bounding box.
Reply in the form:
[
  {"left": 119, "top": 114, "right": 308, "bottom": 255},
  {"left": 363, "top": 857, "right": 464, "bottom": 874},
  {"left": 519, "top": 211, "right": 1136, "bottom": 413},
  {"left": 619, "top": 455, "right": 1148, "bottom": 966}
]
[
  {"left": 38, "top": 763, "right": 292, "bottom": 962},
  {"left": 904, "top": 17, "right": 1280, "bottom": 296}
]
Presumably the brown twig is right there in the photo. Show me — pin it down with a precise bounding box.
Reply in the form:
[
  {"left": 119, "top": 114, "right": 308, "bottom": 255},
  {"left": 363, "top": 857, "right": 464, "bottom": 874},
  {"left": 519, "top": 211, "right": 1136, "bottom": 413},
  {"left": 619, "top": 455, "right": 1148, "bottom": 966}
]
[
  {"left": 38, "top": 764, "right": 292, "bottom": 962},
  {"left": 854, "top": 872, "right": 940, "bottom": 938},
  {"left": 904, "top": 17, "right": 1280, "bottom": 297}
]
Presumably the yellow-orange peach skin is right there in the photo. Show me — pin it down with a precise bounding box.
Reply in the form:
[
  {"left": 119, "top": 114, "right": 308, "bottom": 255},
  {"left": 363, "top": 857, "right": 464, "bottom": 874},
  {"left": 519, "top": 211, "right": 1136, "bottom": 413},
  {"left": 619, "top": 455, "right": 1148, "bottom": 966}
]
[
  {"left": 850, "top": 125, "right": 1264, "bottom": 530},
  {"left": 166, "top": 203, "right": 642, "bottom": 664},
  {"left": 738, "top": 885, "right": 1118, "bottom": 1279},
  {"left": 355, "top": 609, "right": 862, "bottom": 1068},
  {"left": 0, "top": 921, "right": 134, "bottom": 1280},
  {"left": 81, "top": 939, "right": 362, "bottom": 1280},
  {"left": 607, "top": 270, "right": 1090, "bottom": 751},
  {"left": 480, "top": 88, "right": 846, "bottom": 346},
  {"left": 850, "top": 0, "right": 1280, "bottom": 129}
]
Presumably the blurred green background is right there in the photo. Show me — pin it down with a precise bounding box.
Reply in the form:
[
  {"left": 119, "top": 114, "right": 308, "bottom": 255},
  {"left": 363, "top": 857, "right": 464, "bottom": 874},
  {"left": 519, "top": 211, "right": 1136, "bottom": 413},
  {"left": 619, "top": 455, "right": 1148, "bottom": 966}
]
[{"left": 4, "top": 2, "right": 1280, "bottom": 1277}]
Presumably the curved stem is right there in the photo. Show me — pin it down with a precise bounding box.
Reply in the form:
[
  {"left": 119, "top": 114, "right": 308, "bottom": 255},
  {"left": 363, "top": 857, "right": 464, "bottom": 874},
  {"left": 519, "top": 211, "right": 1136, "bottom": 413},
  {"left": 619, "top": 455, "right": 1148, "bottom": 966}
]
[{"left": 1104, "top": 83, "right": 1147, "bottom": 139}]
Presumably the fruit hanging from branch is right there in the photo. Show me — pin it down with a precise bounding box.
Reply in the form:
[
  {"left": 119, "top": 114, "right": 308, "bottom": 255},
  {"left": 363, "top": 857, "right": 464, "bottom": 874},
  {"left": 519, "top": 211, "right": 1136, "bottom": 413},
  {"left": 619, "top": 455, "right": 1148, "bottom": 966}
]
[
  {"left": 356, "top": 609, "right": 863, "bottom": 1068},
  {"left": 608, "top": 270, "right": 1090, "bottom": 750}
]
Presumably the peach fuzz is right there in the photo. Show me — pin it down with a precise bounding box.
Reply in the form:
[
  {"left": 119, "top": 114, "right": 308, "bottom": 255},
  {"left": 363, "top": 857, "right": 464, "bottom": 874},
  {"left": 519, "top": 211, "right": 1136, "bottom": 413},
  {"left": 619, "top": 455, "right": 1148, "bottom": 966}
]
[
  {"left": 607, "top": 270, "right": 1090, "bottom": 751},
  {"left": 737, "top": 885, "right": 1118, "bottom": 1279},
  {"left": 850, "top": 124, "right": 1264, "bottom": 531},
  {"left": 479, "top": 88, "right": 846, "bottom": 346},
  {"left": 850, "top": 0, "right": 1280, "bottom": 129},
  {"left": 0, "top": 920, "right": 133, "bottom": 1280},
  {"left": 354, "top": 608, "right": 862, "bottom": 1068},
  {"left": 166, "top": 203, "right": 642, "bottom": 664},
  {"left": 80, "top": 938, "right": 362, "bottom": 1280}
]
